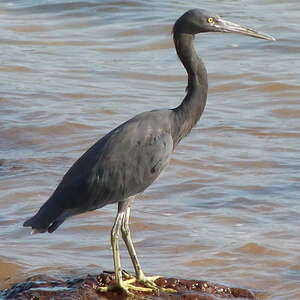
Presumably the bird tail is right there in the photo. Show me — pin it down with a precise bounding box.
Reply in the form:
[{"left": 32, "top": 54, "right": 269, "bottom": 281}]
[{"left": 23, "top": 197, "right": 66, "bottom": 234}]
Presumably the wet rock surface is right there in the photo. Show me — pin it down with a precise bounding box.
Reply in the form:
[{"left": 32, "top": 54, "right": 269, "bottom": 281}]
[{"left": 0, "top": 272, "right": 258, "bottom": 299}]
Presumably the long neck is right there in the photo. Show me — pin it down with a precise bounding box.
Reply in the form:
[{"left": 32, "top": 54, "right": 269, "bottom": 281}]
[{"left": 171, "top": 31, "right": 208, "bottom": 146}]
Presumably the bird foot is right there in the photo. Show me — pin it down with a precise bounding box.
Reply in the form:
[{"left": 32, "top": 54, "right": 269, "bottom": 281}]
[
  {"left": 137, "top": 275, "right": 177, "bottom": 294},
  {"left": 97, "top": 274, "right": 177, "bottom": 297},
  {"left": 97, "top": 277, "right": 154, "bottom": 297}
]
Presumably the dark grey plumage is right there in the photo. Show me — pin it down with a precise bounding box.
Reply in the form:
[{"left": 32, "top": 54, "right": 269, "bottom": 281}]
[
  {"left": 24, "top": 10, "right": 212, "bottom": 234},
  {"left": 23, "top": 8, "right": 274, "bottom": 294},
  {"left": 24, "top": 110, "right": 175, "bottom": 232}
]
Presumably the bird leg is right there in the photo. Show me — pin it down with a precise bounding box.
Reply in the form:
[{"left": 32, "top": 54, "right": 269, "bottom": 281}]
[
  {"left": 98, "top": 205, "right": 155, "bottom": 296},
  {"left": 121, "top": 207, "right": 144, "bottom": 280},
  {"left": 111, "top": 210, "right": 124, "bottom": 287},
  {"left": 120, "top": 206, "right": 176, "bottom": 294}
]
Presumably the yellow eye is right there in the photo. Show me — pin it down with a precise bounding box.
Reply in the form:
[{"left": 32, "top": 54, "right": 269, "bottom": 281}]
[{"left": 207, "top": 17, "right": 214, "bottom": 24}]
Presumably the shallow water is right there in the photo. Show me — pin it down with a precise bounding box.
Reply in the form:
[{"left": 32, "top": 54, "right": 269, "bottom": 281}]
[{"left": 0, "top": 0, "right": 299, "bottom": 299}]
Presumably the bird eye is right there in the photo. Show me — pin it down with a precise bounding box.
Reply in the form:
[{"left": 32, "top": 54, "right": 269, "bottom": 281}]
[{"left": 207, "top": 17, "right": 214, "bottom": 24}]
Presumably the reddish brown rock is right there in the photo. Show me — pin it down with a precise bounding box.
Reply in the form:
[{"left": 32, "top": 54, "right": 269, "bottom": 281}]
[{"left": 0, "top": 272, "right": 258, "bottom": 299}]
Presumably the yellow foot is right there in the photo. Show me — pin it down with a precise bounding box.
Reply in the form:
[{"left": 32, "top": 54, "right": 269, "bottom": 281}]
[
  {"left": 97, "top": 275, "right": 177, "bottom": 297},
  {"left": 137, "top": 275, "right": 177, "bottom": 294},
  {"left": 97, "top": 277, "right": 155, "bottom": 297}
]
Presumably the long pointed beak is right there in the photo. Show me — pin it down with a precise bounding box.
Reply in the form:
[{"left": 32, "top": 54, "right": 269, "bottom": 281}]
[{"left": 216, "top": 18, "right": 275, "bottom": 41}]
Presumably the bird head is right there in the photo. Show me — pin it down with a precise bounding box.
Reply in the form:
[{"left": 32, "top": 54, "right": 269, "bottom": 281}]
[{"left": 173, "top": 9, "right": 275, "bottom": 41}]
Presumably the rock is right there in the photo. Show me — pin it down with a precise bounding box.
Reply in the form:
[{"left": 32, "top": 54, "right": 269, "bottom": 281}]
[{"left": 0, "top": 272, "right": 258, "bottom": 299}]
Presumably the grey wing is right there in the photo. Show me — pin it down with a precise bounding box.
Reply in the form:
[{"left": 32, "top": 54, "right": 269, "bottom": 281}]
[
  {"left": 85, "top": 117, "right": 174, "bottom": 209},
  {"left": 23, "top": 110, "right": 174, "bottom": 232},
  {"left": 54, "top": 110, "right": 174, "bottom": 212}
]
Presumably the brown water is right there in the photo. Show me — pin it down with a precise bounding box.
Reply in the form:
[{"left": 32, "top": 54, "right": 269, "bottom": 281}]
[{"left": 0, "top": 0, "right": 299, "bottom": 299}]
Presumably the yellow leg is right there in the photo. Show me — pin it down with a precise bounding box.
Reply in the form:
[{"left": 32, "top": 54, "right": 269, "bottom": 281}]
[
  {"left": 98, "top": 207, "right": 154, "bottom": 296},
  {"left": 120, "top": 206, "right": 176, "bottom": 294},
  {"left": 111, "top": 210, "right": 123, "bottom": 287},
  {"left": 121, "top": 207, "right": 144, "bottom": 280},
  {"left": 98, "top": 202, "right": 176, "bottom": 296}
]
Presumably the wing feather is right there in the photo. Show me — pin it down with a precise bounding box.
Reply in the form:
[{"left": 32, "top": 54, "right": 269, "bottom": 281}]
[{"left": 51, "top": 109, "right": 174, "bottom": 211}]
